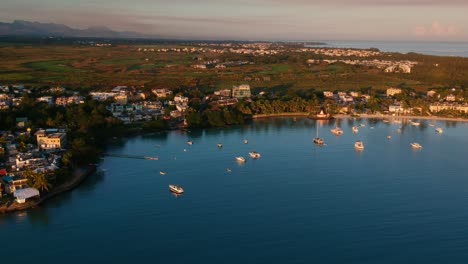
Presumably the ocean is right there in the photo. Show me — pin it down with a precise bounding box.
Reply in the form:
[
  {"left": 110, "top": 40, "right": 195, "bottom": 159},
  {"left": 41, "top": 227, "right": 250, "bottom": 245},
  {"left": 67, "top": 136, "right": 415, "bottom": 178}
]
[
  {"left": 308, "top": 40, "right": 468, "bottom": 57},
  {"left": 1, "top": 118, "right": 468, "bottom": 263}
]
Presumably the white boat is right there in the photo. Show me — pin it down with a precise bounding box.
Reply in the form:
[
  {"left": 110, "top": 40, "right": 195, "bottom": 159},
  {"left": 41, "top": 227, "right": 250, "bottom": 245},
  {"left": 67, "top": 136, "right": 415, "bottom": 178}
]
[
  {"left": 169, "top": 184, "right": 184, "bottom": 194},
  {"left": 217, "top": 143, "right": 223, "bottom": 148},
  {"left": 410, "top": 142, "right": 423, "bottom": 149},
  {"left": 313, "top": 124, "right": 325, "bottom": 146},
  {"left": 144, "top": 156, "right": 159, "bottom": 160},
  {"left": 435, "top": 127, "right": 443, "bottom": 134},
  {"left": 160, "top": 171, "right": 166, "bottom": 175},
  {"left": 354, "top": 140, "right": 365, "bottom": 150},
  {"left": 411, "top": 121, "right": 420, "bottom": 126},
  {"left": 236, "top": 157, "right": 246, "bottom": 163},
  {"left": 226, "top": 168, "right": 232, "bottom": 173},
  {"left": 330, "top": 127, "right": 343, "bottom": 136},
  {"left": 243, "top": 139, "right": 248, "bottom": 144},
  {"left": 360, "top": 123, "right": 366, "bottom": 127},
  {"left": 383, "top": 119, "right": 390, "bottom": 123},
  {"left": 429, "top": 124, "right": 435, "bottom": 127},
  {"left": 352, "top": 126, "right": 359, "bottom": 133},
  {"left": 249, "top": 151, "right": 261, "bottom": 159},
  {"left": 187, "top": 140, "right": 193, "bottom": 145},
  {"left": 387, "top": 135, "right": 392, "bottom": 139}
]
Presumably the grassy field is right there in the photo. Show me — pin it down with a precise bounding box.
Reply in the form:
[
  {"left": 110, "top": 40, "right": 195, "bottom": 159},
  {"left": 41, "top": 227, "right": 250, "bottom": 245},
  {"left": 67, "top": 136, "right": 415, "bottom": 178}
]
[{"left": 0, "top": 44, "right": 467, "bottom": 93}]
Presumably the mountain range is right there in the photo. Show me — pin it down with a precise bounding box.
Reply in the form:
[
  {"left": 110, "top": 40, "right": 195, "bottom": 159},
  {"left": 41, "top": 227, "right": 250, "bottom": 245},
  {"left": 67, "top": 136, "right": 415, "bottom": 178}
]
[{"left": 0, "top": 20, "right": 159, "bottom": 39}]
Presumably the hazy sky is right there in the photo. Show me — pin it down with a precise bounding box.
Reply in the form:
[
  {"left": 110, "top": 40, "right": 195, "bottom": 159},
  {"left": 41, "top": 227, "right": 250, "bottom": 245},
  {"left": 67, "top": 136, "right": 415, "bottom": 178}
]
[{"left": 1, "top": 0, "right": 467, "bottom": 41}]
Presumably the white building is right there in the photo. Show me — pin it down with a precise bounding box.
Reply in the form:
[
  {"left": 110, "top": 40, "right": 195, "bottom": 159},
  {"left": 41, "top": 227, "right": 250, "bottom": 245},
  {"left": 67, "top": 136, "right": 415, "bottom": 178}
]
[{"left": 386, "top": 88, "right": 402, "bottom": 97}]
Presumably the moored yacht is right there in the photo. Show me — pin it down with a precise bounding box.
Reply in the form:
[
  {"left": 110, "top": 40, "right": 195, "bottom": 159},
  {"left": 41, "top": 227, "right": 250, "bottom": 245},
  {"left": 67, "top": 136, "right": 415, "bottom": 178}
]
[
  {"left": 435, "top": 127, "right": 443, "bottom": 134},
  {"left": 352, "top": 126, "right": 359, "bottom": 133},
  {"left": 411, "top": 121, "right": 421, "bottom": 126},
  {"left": 249, "top": 151, "right": 261, "bottom": 159},
  {"left": 330, "top": 127, "right": 344, "bottom": 136},
  {"left": 169, "top": 184, "right": 184, "bottom": 194},
  {"left": 354, "top": 140, "right": 365, "bottom": 150},
  {"left": 313, "top": 137, "right": 324, "bottom": 145}
]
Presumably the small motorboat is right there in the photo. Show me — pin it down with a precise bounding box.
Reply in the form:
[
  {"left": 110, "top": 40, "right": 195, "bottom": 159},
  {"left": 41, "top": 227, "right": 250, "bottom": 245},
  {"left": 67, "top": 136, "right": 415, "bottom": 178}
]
[
  {"left": 160, "top": 171, "right": 166, "bottom": 175},
  {"left": 187, "top": 140, "right": 193, "bottom": 145},
  {"left": 243, "top": 139, "right": 249, "bottom": 144},
  {"left": 352, "top": 126, "right": 359, "bottom": 133},
  {"left": 435, "top": 127, "right": 443, "bottom": 134},
  {"left": 169, "top": 184, "right": 184, "bottom": 194},
  {"left": 410, "top": 142, "right": 423, "bottom": 149},
  {"left": 387, "top": 135, "right": 392, "bottom": 139},
  {"left": 217, "top": 143, "right": 223, "bottom": 148},
  {"left": 249, "top": 151, "right": 261, "bottom": 159},
  {"left": 226, "top": 168, "right": 232, "bottom": 173}
]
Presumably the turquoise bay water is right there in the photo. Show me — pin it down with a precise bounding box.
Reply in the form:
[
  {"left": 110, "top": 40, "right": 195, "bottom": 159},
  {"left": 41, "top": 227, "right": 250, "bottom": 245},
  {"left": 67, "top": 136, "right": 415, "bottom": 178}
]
[{"left": 1, "top": 118, "right": 468, "bottom": 263}]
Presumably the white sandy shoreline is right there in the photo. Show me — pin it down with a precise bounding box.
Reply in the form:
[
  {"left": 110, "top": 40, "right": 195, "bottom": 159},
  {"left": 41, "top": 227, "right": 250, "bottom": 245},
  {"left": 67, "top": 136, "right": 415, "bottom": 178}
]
[{"left": 252, "top": 113, "right": 468, "bottom": 123}]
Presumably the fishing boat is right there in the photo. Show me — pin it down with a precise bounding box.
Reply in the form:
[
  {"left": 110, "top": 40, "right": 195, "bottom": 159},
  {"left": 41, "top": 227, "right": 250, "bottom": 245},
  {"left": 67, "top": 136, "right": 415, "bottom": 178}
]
[
  {"left": 236, "top": 157, "right": 246, "bottom": 163},
  {"left": 352, "top": 126, "right": 359, "bottom": 133},
  {"left": 435, "top": 127, "right": 443, "bottom": 134},
  {"left": 330, "top": 127, "right": 343, "bottom": 136},
  {"left": 169, "top": 185, "right": 184, "bottom": 194},
  {"left": 249, "top": 151, "right": 261, "bottom": 159},
  {"left": 354, "top": 140, "right": 365, "bottom": 150},
  {"left": 410, "top": 142, "right": 423, "bottom": 149}
]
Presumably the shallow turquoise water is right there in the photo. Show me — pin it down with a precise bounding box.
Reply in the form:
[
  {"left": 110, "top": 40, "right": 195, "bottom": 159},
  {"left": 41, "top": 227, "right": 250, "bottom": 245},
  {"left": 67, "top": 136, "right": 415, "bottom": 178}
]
[{"left": 1, "top": 118, "right": 468, "bottom": 263}]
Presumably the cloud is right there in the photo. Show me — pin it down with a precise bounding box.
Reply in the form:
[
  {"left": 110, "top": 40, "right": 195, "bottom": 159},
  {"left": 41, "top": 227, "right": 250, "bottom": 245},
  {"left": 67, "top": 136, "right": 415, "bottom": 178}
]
[
  {"left": 253, "top": 0, "right": 468, "bottom": 6},
  {"left": 414, "top": 21, "right": 461, "bottom": 37}
]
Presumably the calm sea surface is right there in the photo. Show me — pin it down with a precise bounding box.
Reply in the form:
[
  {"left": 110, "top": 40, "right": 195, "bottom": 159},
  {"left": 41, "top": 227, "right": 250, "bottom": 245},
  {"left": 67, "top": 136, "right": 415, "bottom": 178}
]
[
  {"left": 308, "top": 40, "right": 468, "bottom": 57},
  {"left": 1, "top": 118, "right": 468, "bottom": 263}
]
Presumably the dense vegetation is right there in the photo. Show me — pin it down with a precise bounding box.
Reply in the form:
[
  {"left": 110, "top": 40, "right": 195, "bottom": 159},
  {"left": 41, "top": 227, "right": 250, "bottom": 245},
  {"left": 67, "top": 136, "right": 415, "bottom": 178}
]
[{"left": 1, "top": 43, "right": 468, "bottom": 95}]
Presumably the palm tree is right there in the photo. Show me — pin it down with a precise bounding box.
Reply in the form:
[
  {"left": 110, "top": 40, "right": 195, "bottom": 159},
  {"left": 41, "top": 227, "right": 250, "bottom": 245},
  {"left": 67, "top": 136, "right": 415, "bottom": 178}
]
[
  {"left": 32, "top": 172, "right": 52, "bottom": 192},
  {"left": 24, "top": 169, "right": 52, "bottom": 192}
]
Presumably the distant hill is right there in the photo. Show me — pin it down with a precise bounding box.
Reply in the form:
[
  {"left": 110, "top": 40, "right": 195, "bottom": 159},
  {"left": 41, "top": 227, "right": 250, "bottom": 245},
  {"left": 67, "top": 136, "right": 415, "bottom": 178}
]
[{"left": 0, "top": 20, "right": 160, "bottom": 39}]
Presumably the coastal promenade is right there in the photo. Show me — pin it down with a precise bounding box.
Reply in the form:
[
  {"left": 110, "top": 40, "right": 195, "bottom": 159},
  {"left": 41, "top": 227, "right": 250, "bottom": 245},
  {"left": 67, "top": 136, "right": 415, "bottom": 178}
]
[{"left": 0, "top": 165, "right": 96, "bottom": 214}]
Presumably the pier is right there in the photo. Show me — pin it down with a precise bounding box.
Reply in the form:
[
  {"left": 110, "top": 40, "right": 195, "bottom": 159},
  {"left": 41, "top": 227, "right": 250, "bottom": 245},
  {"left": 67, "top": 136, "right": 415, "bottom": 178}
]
[{"left": 104, "top": 153, "right": 158, "bottom": 160}]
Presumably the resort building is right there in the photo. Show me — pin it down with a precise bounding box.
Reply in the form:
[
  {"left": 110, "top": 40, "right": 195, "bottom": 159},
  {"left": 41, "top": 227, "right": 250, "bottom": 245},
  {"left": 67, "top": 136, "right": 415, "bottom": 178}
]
[
  {"left": 35, "top": 129, "right": 67, "bottom": 150},
  {"left": 2, "top": 176, "right": 28, "bottom": 194},
  {"left": 232, "top": 84, "right": 251, "bottom": 98},
  {"left": 386, "top": 88, "right": 402, "bottom": 97},
  {"left": 214, "top": 89, "right": 232, "bottom": 97},
  {"left": 429, "top": 103, "right": 468, "bottom": 113},
  {"left": 152, "top": 89, "right": 173, "bottom": 98},
  {"left": 323, "top": 91, "right": 334, "bottom": 98}
]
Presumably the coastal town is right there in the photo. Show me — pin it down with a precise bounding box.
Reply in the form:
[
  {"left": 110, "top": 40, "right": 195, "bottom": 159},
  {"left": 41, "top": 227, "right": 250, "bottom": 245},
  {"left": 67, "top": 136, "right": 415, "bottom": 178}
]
[
  {"left": 1, "top": 41, "right": 468, "bottom": 213},
  {"left": 0, "top": 78, "right": 467, "bottom": 211}
]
